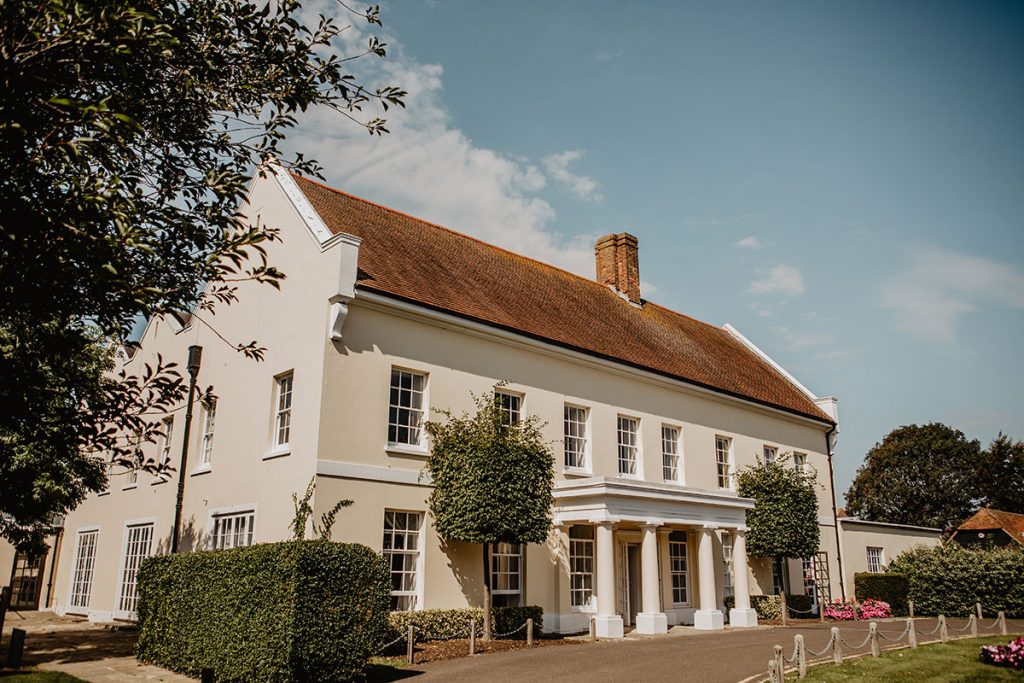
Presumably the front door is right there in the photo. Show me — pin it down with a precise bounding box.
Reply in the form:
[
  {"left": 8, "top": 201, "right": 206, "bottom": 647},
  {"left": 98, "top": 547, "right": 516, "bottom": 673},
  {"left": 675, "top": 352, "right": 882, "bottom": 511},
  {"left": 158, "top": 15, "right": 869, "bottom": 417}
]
[
  {"left": 625, "top": 543, "right": 642, "bottom": 626},
  {"left": 10, "top": 551, "right": 47, "bottom": 610}
]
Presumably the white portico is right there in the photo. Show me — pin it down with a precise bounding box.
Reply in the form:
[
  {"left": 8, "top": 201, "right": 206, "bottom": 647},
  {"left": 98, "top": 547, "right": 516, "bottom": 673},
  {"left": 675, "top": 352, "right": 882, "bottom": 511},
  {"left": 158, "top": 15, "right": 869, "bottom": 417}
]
[{"left": 553, "top": 477, "right": 758, "bottom": 636}]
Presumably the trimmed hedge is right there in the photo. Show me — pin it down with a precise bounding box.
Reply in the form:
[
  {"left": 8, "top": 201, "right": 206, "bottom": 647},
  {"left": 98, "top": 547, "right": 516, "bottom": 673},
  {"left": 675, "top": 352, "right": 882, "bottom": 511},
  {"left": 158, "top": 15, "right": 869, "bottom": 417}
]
[
  {"left": 387, "top": 605, "right": 543, "bottom": 641},
  {"left": 854, "top": 572, "right": 910, "bottom": 616},
  {"left": 888, "top": 544, "right": 1024, "bottom": 618},
  {"left": 136, "top": 540, "right": 390, "bottom": 682}
]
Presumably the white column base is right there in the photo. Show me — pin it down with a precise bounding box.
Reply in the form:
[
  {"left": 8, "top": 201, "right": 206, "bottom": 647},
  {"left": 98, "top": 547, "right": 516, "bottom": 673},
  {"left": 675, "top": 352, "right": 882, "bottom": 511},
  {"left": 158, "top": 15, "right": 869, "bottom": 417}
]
[
  {"left": 729, "top": 607, "right": 759, "bottom": 628},
  {"left": 693, "top": 609, "right": 725, "bottom": 630},
  {"left": 594, "top": 614, "right": 624, "bottom": 638},
  {"left": 635, "top": 612, "right": 668, "bottom": 634}
]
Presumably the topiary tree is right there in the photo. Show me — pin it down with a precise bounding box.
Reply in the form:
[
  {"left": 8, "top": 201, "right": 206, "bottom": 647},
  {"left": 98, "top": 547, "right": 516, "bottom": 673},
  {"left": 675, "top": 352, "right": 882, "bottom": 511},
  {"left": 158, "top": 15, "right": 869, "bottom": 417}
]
[
  {"left": 425, "top": 390, "right": 555, "bottom": 639},
  {"left": 737, "top": 454, "right": 820, "bottom": 588}
]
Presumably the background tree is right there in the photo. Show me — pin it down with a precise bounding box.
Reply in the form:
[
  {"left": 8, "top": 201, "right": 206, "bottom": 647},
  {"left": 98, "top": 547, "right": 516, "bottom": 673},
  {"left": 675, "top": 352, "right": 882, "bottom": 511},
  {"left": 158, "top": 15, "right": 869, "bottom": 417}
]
[
  {"left": 425, "top": 391, "right": 555, "bottom": 639},
  {"left": 978, "top": 433, "right": 1024, "bottom": 515},
  {"left": 0, "top": 0, "right": 404, "bottom": 547},
  {"left": 737, "top": 455, "right": 820, "bottom": 563},
  {"left": 845, "top": 423, "right": 983, "bottom": 530}
]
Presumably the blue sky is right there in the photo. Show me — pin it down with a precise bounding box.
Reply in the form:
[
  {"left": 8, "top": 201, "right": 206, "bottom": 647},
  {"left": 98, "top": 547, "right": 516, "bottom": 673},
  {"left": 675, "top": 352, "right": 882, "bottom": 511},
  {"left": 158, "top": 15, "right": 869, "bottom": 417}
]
[{"left": 286, "top": 0, "right": 1024, "bottom": 501}]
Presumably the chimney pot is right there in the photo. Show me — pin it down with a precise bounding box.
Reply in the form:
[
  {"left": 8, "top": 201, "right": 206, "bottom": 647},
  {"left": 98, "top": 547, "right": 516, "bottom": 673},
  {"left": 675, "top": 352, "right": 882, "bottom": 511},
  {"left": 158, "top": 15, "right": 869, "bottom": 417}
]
[{"left": 595, "top": 232, "right": 641, "bottom": 304}]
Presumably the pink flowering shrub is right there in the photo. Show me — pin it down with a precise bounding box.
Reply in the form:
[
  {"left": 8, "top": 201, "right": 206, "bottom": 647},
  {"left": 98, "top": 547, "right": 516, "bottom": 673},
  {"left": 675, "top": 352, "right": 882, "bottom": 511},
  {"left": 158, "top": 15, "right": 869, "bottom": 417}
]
[
  {"left": 824, "top": 598, "right": 892, "bottom": 620},
  {"left": 980, "top": 637, "right": 1024, "bottom": 670}
]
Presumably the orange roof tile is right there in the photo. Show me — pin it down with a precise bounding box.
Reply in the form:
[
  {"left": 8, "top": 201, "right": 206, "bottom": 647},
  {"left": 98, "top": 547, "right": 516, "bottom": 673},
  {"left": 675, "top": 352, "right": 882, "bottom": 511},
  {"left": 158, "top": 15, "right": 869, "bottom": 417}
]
[{"left": 294, "top": 175, "right": 834, "bottom": 424}]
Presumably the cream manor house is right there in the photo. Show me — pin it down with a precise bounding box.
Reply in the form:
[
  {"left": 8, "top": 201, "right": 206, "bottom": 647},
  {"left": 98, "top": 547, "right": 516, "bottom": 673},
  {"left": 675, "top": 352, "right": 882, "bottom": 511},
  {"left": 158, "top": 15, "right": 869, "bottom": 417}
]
[{"left": 8, "top": 168, "right": 940, "bottom": 636}]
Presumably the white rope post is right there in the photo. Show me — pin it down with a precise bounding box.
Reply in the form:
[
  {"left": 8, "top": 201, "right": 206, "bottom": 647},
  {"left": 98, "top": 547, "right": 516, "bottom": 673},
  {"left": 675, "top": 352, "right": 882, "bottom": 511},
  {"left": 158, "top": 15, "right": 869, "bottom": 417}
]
[
  {"left": 909, "top": 600, "right": 915, "bottom": 619},
  {"left": 527, "top": 618, "right": 534, "bottom": 647},
  {"left": 774, "top": 645, "right": 784, "bottom": 681},
  {"left": 969, "top": 613, "right": 978, "bottom": 638},
  {"left": 999, "top": 611, "right": 1008, "bottom": 636},
  {"left": 796, "top": 634, "right": 806, "bottom": 678},
  {"left": 589, "top": 617, "right": 596, "bottom": 642},
  {"left": 469, "top": 619, "right": 476, "bottom": 655},
  {"left": 869, "top": 622, "right": 879, "bottom": 658},
  {"left": 976, "top": 602, "right": 983, "bottom": 619},
  {"left": 406, "top": 624, "right": 415, "bottom": 664},
  {"left": 832, "top": 627, "right": 843, "bottom": 665},
  {"left": 939, "top": 615, "right": 948, "bottom": 643},
  {"left": 768, "top": 660, "right": 779, "bottom": 683},
  {"left": 852, "top": 600, "right": 859, "bottom": 622},
  {"left": 907, "top": 619, "right": 917, "bottom": 648}
]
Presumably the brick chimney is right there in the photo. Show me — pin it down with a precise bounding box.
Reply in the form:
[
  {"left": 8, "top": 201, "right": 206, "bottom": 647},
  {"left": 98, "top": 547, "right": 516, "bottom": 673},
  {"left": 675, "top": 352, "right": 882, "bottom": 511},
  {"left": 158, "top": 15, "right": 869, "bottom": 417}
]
[{"left": 595, "top": 233, "right": 641, "bottom": 304}]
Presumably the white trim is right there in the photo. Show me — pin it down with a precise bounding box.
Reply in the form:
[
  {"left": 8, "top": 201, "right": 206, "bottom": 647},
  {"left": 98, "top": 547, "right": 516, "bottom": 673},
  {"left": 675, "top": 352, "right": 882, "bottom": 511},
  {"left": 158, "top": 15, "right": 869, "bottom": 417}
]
[
  {"left": 355, "top": 292, "right": 833, "bottom": 430},
  {"left": 262, "top": 445, "right": 291, "bottom": 460},
  {"left": 317, "top": 459, "right": 431, "bottom": 486},
  {"left": 723, "top": 324, "right": 818, "bottom": 401},
  {"left": 207, "top": 505, "right": 258, "bottom": 550},
  {"left": 269, "top": 164, "right": 335, "bottom": 244},
  {"left": 385, "top": 443, "right": 430, "bottom": 459},
  {"left": 209, "top": 502, "right": 260, "bottom": 517},
  {"left": 190, "top": 463, "right": 212, "bottom": 476}
]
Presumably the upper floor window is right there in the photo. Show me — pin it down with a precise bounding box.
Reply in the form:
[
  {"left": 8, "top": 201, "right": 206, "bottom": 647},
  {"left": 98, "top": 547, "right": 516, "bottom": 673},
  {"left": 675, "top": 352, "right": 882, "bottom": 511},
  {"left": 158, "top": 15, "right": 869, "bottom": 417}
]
[
  {"left": 159, "top": 417, "right": 174, "bottom": 466},
  {"left": 126, "top": 431, "right": 142, "bottom": 486},
  {"left": 617, "top": 416, "right": 639, "bottom": 477},
  {"left": 200, "top": 399, "right": 216, "bottom": 466},
  {"left": 564, "top": 405, "right": 588, "bottom": 470},
  {"left": 763, "top": 445, "right": 777, "bottom": 465},
  {"left": 388, "top": 368, "right": 427, "bottom": 446},
  {"left": 793, "top": 452, "right": 808, "bottom": 474},
  {"left": 494, "top": 390, "right": 521, "bottom": 426},
  {"left": 662, "top": 425, "right": 681, "bottom": 482},
  {"left": 866, "top": 546, "right": 884, "bottom": 574},
  {"left": 715, "top": 436, "right": 733, "bottom": 489},
  {"left": 274, "top": 372, "right": 294, "bottom": 447}
]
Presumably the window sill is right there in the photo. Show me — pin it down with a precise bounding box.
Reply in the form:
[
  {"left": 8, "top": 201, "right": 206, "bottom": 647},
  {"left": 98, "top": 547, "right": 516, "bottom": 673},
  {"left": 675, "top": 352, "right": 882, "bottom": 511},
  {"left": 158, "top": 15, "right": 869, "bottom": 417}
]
[
  {"left": 386, "top": 443, "right": 429, "bottom": 458},
  {"left": 122, "top": 484, "right": 137, "bottom": 491},
  {"left": 562, "top": 467, "right": 592, "bottom": 478},
  {"left": 570, "top": 604, "right": 597, "bottom": 614},
  {"left": 190, "top": 464, "right": 212, "bottom": 476},
  {"left": 262, "top": 446, "right": 291, "bottom": 461},
  {"left": 98, "top": 490, "right": 111, "bottom": 496},
  {"left": 151, "top": 478, "right": 169, "bottom": 486}
]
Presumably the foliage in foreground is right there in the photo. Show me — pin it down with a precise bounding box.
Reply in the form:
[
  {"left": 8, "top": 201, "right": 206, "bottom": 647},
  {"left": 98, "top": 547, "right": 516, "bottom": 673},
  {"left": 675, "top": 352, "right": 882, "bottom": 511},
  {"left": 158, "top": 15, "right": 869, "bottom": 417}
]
[
  {"left": 736, "top": 455, "right": 820, "bottom": 559},
  {"left": 888, "top": 544, "right": 1024, "bottom": 618},
  {"left": 980, "top": 636, "right": 1024, "bottom": 671},
  {"left": 136, "top": 540, "right": 390, "bottom": 682}
]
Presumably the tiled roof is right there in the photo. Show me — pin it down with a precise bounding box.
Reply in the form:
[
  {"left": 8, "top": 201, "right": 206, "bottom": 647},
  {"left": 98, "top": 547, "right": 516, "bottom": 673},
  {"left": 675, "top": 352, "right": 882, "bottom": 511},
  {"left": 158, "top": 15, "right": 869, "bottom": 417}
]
[
  {"left": 958, "top": 508, "right": 1024, "bottom": 544},
  {"left": 294, "top": 176, "right": 833, "bottom": 424}
]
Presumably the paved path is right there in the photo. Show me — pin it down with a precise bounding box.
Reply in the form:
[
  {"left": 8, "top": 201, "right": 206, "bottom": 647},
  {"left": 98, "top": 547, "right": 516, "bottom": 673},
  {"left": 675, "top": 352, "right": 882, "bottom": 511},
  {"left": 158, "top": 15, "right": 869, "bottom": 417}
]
[{"left": 403, "top": 618, "right": 980, "bottom": 683}]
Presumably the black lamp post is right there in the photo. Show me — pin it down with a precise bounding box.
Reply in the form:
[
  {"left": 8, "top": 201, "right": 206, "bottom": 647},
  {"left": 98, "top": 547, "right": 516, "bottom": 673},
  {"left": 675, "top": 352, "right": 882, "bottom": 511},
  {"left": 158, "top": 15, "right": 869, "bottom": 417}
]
[{"left": 171, "top": 345, "right": 202, "bottom": 553}]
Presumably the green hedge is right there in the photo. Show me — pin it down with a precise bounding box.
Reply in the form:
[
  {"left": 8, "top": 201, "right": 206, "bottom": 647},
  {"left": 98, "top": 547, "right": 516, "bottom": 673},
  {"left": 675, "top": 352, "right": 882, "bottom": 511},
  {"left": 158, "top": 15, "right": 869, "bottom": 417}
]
[
  {"left": 888, "top": 544, "right": 1024, "bottom": 618},
  {"left": 387, "top": 605, "right": 543, "bottom": 641},
  {"left": 724, "top": 594, "right": 781, "bottom": 621},
  {"left": 854, "top": 572, "right": 910, "bottom": 616},
  {"left": 136, "top": 540, "right": 390, "bottom": 682}
]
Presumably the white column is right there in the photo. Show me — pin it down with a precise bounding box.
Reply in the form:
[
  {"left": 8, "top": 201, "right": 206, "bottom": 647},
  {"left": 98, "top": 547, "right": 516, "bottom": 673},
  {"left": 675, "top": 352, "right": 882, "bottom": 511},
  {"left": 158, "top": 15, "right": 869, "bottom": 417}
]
[
  {"left": 636, "top": 523, "right": 668, "bottom": 634},
  {"left": 728, "top": 529, "right": 758, "bottom": 627},
  {"left": 694, "top": 526, "right": 724, "bottom": 630},
  {"left": 594, "top": 521, "right": 623, "bottom": 638}
]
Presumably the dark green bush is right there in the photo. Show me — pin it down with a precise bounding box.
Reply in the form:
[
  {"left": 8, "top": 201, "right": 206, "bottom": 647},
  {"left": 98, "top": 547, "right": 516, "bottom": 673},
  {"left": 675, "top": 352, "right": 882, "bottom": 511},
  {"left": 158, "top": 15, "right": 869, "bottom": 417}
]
[
  {"left": 136, "top": 540, "right": 390, "bottom": 682},
  {"left": 724, "top": 594, "right": 782, "bottom": 621},
  {"left": 785, "top": 593, "right": 814, "bottom": 615},
  {"left": 888, "top": 544, "right": 1024, "bottom": 618},
  {"left": 387, "top": 605, "right": 543, "bottom": 641},
  {"left": 854, "top": 573, "right": 910, "bottom": 616}
]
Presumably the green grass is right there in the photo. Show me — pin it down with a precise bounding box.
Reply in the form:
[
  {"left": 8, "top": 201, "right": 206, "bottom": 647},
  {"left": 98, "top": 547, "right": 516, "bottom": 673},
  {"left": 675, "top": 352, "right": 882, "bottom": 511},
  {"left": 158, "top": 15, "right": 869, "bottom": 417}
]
[
  {"left": 796, "top": 635, "right": 1023, "bottom": 682},
  {"left": 0, "top": 672, "right": 87, "bottom": 683}
]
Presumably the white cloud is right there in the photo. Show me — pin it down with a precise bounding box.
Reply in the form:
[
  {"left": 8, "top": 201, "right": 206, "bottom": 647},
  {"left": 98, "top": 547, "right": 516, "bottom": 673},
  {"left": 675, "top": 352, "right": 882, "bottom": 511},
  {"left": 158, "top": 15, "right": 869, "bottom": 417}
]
[
  {"left": 542, "top": 150, "right": 603, "bottom": 202},
  {"left": 595, "top": 49, "right": 627, "bottom": 63},
  {"left": 776, "top": 325, "right": 833, "bottom": 350},
  {"left": 881, "top": 247, "right": 1024, "bottom": 343},
  {"left": 748, "top": 265, "right": 806, "bottom": 297},
  {"left": 282, "top": 3, "right": 599, "bottom": 276},
  {"left": 734, "top": 236, "right": 765, "bottom": 249}
]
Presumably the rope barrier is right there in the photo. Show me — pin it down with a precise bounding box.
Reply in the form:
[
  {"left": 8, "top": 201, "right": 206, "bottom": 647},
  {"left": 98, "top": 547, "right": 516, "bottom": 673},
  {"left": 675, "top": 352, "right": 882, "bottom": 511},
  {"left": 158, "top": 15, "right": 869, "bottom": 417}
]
[
  {"left": 875, "top": 622, "right": 911, "bottom": 642},
  {"left": 839, "top": 632, "right": 873, "bottom": 651},
  {"left": 490, "top": 621, "right": 530, "bottom": 638},
  {"left": 915, "top": 620, "right": 943, "bottom": 636},
  {"left": 786, "top": 604, "right": 817, "bottom": 615},
  {"left": 805, "top": 633, "right": 837, "bottom": 657},
  {"left": 984, "top": 617, "right": 1002, "bottom": 630},
  {"left": 784, "top": 642, "right": 800, "bottom": 664},
  {"left": 376, "top": 633, "right": 408, "bottom": 653},
  {"left": 951, "top": 620, "right": 974, "bottom": 633}
]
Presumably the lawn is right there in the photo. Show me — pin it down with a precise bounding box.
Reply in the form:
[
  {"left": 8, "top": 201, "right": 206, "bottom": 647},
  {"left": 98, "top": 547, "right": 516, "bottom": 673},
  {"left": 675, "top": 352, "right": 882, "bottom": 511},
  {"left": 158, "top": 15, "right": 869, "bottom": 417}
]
[
  {"left": 0, "top": 673, "right": 87, "bottom": 683},
  {"left": 796, "top": 635, "right": 1023, "bottom": 682}
]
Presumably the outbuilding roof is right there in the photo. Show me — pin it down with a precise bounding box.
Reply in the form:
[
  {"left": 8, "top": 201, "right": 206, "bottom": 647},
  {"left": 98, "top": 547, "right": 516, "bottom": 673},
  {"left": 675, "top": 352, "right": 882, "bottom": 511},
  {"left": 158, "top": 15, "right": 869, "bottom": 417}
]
[{"left": 957, "top": 508, "right": 1024, "bottom": 545}]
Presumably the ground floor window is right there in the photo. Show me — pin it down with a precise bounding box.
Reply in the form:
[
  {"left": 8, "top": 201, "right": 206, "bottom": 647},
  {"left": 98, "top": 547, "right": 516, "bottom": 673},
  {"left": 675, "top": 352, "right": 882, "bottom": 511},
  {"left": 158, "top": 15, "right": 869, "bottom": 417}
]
[
  {"left": 866, "top": 546, "right": 885, "bottom": 573},
  {"left": 210, "top": 510, "right": 256, "bottom": 549},
  {"left": 11, "top": 551, "right": 47, "bottom": 609},
  {"left": 117, "top": 523, "right": 154, "bottom": 615},
  {"left": 383, "top": 510, "right": 422, "bottom": 611},
  {"left": 669, "top": 531, "right": 689, "bottom": 605},
  {"left": 69, "top": 529, "right": 98, "bottom": 610},
  {"left": 491, "top": 542, "right": 523, "bottom": 607},
  {"left": 721, "top": 533, "right": 734, "bottom": 599},
  {"left": 569, "top": 525, "right": 595, "bottom": 608},
  {"left": 772, "top": 556, "right": 788, "bottom": 595}
]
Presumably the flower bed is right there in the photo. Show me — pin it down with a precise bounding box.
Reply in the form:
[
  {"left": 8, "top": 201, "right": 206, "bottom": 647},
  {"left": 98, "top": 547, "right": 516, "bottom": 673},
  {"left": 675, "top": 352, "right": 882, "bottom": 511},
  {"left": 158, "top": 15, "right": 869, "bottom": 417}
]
[
  {"left": 824, "top": 598, "right": 892, "bottom": 620},
  {"left": 980, "top": 636, "right": 1024, "bottom": 670}
]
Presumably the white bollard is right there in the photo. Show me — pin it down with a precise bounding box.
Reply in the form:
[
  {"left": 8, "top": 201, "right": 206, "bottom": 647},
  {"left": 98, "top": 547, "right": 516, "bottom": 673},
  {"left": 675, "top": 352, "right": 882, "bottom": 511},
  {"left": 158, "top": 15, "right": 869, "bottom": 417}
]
[
  {"left": 796, "top": 633, "right": 806, "bottom": 678},
  {"left": 907, "top": 619, "right": 917, "bottom": 648},
  {"left": 869, "top": 622, "right": 879, "bottom": 658},
  {"left": 832, "top": 627, "right": 843, "bottom": 665}
]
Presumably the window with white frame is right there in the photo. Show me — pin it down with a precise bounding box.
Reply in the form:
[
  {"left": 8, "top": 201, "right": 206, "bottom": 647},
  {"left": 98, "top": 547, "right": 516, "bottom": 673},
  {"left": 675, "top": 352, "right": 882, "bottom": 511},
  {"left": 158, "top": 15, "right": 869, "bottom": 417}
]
[
  {"left": 722, "top": 533, "right": 735, "bottom": 599},
  {"left": 126, "top": 431, "right": 142, "bottom": 485},
  {"left": 866, "top": 546, "right": 884, "bottom": 574},
  {"left": 715, "top": 436, "right": 733, "bottom": 489},
  {"left": 662, "top": 425, "right": 681, "bottom": 482},
  {"left": 69, "top": 530, "right": 98, "bottom": 610},
  {"left": 772, "top": 556, "right": 788, "bottom": 595},
  {"left": 793, "top": 452, "right": 808, "bottom": 474},
  {"left": 763, "top": 445, "right": 777, "bottom": 465},
  {"left": 388, "top": 368, "right": 426, "bottom": 447},
  {"left": 617, "top": 416, "right": 640, "bottom": 477},
  {"left": 117, "top": 523, "right": 154, "bottom": 615},
  {"left": 199, "top": 399, "right": 216, "bottom": 466},
  {"left": 564, "top": 405, "right": 588, "bottom": 469},
  {"left": 273, "top": 372, "right": 294, "bottom": 447},
  {"left": 159, "top": 417, "right": 174, "bottom": 465},
  {"left": 801, "top": 557, "right": 816, "bottom": 596},
  {"left": 210, "top": 510, "right": 255, "bottom": 550},
  {"left": 491, "top": 542, "right": 523, "bottom": 607},
  {"left": 569, "top": 525, "right": 595, "bottom": 608},
  {"left": 383, "top": 510, "right": 422, "bottom": 610},
  {"left": 494, "top": 390, "right": 522, "bottom": 426},
  {"left": 669, "top": 531, "right": 689, "bottom": 605}
]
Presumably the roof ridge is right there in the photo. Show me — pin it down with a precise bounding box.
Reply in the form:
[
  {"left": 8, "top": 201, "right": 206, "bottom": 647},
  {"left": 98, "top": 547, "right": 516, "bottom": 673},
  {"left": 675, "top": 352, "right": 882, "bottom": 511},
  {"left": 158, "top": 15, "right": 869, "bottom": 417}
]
[{"left": 291, "top": 174, "right": 728, "bottom": 335}]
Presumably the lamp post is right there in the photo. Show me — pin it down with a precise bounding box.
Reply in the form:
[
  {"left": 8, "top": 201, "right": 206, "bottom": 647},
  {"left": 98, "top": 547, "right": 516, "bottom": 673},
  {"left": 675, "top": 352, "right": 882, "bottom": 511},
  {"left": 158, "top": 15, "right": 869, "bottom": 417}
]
[{"left": 171, "top": 345, "right": 202, "bottom": 553}]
